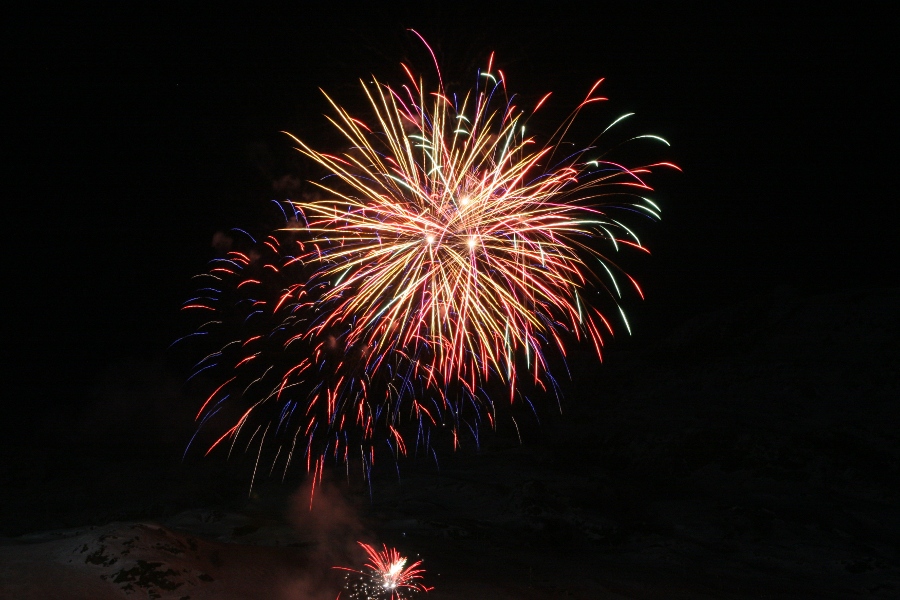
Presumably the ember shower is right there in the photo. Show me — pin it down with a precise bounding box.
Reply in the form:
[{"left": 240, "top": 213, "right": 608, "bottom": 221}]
[
  {"left": 336, "top": 542, "right": 431, "bottom": 599},
  {"left": 179, "top": 35, "right": 677, "bottom": 491}
]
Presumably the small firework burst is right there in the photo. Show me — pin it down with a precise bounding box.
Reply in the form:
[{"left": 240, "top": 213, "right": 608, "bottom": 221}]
[{"left": 337, "top": 542, "right": 431, "bottom": 599}]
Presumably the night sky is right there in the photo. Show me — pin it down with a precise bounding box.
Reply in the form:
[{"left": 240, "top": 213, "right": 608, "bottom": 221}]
[
  {"left": 6, "top": 8, "right": 893, "bottom": 432},
  {"left": 4, "top": 4, "right": 896, "bottom": 505}
]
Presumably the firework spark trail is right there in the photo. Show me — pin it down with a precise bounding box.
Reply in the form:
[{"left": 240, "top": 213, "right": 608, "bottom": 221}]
[
  {"left": 335, "top": 542, "right": 431, "bottom": 599},
  {"left": 180, "top": 35, "right": 677, "bottom": 488}
]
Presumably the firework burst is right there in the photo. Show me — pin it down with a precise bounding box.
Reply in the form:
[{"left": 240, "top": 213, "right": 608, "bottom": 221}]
[
  {"left": 178, "top": 35, "right": 677, "bottom": 490},
  {"left": 336, "top": 542, "right": 431, "bottom": 600}
]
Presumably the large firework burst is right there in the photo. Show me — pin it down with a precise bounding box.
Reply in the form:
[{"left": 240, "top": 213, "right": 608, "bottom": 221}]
[{"left": 179, "top": 37, "right": 676, "bottom": 489}]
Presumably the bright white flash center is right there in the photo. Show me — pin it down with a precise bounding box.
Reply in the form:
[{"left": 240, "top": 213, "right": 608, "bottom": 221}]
[
  {"left": 468, "top": 236, "right": 476, "bottom": 249},
  {"left": 382, "top": 558, "right": 406, "bottom": 589},
  {"left": 460, "top": 196, "right": 470, "bottom": 206},
  {"left": 388, "top": 559, "right": 405, "bottom": 578},
  {"left": 426, "top": 234, "right": 435, "bottom": 244}
]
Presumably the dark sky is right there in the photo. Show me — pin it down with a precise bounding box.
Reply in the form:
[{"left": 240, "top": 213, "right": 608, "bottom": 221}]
[{"left": 4, "top": 7, "right": 895, "bottom": 437}]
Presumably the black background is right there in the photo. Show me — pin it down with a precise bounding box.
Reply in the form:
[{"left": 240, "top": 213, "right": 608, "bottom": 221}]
[
  {"left": 2, "top": 8, "right": 899, "bottom": 597},
  {"left": 3, "top": 7, "right": 896, "bottom": 466}
]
